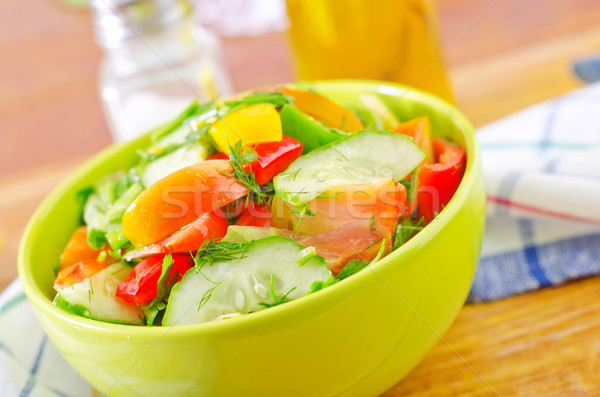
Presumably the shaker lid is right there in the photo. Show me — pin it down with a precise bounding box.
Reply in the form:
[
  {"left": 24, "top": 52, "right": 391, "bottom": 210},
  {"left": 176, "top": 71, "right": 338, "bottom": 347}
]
[{"left": 89, "top": 0, "right": 192, "bottom": 48}]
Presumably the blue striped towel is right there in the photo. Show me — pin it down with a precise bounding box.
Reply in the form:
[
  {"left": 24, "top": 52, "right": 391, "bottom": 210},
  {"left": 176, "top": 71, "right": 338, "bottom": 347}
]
[
  {"left": 2, "top": 83, "right": 600, "bottom": 395},
  {"left": 0, "top": 279, "right": 91, "bottom": 396},
  {"left": 468, "top": 82, "right": 600, "bottom": 302}
]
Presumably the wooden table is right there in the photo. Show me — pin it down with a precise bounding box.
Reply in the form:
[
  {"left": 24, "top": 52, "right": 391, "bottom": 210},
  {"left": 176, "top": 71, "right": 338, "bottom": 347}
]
[{"left": 2, "top": 0, "right": 600, "bottom": 395}]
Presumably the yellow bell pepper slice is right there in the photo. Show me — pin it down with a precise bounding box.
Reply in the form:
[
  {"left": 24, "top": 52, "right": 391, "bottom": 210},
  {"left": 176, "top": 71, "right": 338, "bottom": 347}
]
[
  {"left": 280, "top": 87, "right": 364, "bottom": 132},
  {"left": 209, "top": 103, "right": 282, "bottom": 155}
]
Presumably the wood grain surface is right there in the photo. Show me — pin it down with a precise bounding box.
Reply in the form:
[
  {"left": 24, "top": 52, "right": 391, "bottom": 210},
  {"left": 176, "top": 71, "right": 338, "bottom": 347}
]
[
  {"left": 384, "top": 276, "right": 600, "bottom": 396},
  {"left": 2, "top": 0, "right": 600, "bottom": 395}
]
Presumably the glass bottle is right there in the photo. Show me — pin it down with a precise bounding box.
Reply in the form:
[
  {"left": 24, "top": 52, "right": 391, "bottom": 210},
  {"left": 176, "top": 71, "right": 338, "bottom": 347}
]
[
  {"left": 285, "top": 0, "right": 454, "bottom": 103},
  {"left": 90, "top": 0, "right": 232, "bottom": 142}
]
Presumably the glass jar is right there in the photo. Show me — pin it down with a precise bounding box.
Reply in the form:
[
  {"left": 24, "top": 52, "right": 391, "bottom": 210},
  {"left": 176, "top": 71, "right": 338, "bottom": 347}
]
[{"left": 90, "top": 0, "right": 232, "bottom": 142}]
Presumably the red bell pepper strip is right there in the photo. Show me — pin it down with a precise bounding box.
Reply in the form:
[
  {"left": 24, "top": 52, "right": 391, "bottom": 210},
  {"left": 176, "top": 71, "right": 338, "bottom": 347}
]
[
  {"left": 246, "top": 136, "right": 303, "bottom": 185},
  {"left": 116, "top": 254, "right": 193, "bottom": 306},
  {"left": 206, "top": 151, "right": 229, "bottom": 160},
  {"left": 417, "top": 137, "right": 466, "bottom": 223},
  {"left": 211, "top": 136, "right": 302, "bottom": 186},
  {"left": 393, "top": 117, "right": 434, "bottom": 219}
]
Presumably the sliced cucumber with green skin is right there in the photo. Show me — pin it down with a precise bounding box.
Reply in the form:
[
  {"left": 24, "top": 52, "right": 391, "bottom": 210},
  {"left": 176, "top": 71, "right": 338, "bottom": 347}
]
[
  {"left": 141, "top": 142, "right": 211, "bottom": 187},
  {"left": 82, "top": 170, "right": 141, "bottom": 248},
  {"left": 83, "top": 183, "right": 143, "bottom": 249},
  {"left": 163, "top": 237, "right": 331, "bottom": 326},
  {"left": 54, "top": 263, "right": 144, "bottom": 325},
  {"left": 83, "top": 194, "right": 108, "bottom": 235},
  {"left": 222, "top": 225, "right": 288, "bottom": 242},
  {"left": 273, "top": 130, "right": 426, "bottom": 206}
]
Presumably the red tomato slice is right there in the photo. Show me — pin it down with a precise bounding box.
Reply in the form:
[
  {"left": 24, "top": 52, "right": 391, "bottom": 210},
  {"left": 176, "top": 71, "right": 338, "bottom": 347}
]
[
  {"left": 124, "top": 211, "right": 229, "bottom": 260},
  {"left": 246, "top": 136, "right": 303, "bottom": 185},
  {"left": 236, "top": 203, "right": 273, "bottom": 227},
  {"left": 116, "top": 254, "right": 193, "bottom": 306},
  {"left": 54, "top": 259, "right": 109, "bottom": 289},
  {"left": 417, "top": 138, "right": 466, "bottom": 223},
  {"left": 122, "top": 160, "right": 247, "bottom": 247},
  {"left": 59, "top": 226, "right": 112, "bottom": 271}
]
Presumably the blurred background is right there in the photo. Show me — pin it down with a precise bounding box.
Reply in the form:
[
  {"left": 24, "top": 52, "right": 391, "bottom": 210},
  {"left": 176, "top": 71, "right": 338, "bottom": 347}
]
[{"left": 1, "top": 0, "right": 600, "bottom": 289}]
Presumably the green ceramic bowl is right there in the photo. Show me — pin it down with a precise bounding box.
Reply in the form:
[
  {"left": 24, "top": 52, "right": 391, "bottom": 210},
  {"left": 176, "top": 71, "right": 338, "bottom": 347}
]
[{"left": 18, "top": 80, "right": 485, "bottom": 396}]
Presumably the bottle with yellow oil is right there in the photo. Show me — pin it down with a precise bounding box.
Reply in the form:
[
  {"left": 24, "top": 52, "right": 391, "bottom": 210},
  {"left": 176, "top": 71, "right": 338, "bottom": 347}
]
[{"left": 286, "top": 0, "right": 454, "bottom": 103}]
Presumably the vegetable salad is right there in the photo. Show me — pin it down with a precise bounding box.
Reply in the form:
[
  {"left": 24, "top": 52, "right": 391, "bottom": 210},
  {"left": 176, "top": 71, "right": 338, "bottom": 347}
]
[{"left": 53, "top": 87, "right": 466, "bottom": 326}]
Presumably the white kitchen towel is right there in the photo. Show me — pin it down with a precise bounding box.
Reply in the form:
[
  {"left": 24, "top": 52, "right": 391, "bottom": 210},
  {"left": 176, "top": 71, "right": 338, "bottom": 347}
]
[
  {"left": 0, "top": 279, "right": 91, "bottom": 397},
  {"left": 2, "top": 83, "right": 600, "bottom": 395},
  {"left": 468, "top": 82, "right": 600, "bottom": 302}
]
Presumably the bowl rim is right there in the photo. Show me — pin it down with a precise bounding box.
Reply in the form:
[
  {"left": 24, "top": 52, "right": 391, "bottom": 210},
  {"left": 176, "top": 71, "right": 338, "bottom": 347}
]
[{"left": 18, "top": 79, "right": 479, "bottom": 339}]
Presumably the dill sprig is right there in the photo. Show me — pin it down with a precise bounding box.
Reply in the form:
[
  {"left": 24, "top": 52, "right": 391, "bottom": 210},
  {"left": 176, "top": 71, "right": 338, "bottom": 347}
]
[
  {"left": 371, "top": 238, "right": 387, "bottom": 264},
  {"left": 399, "top": 170, "right": 419, "bottom": 218},
  {"left": 257, "top": 273, "right": 297, "bottom": 308},
  {"left": 361, "top": 236, "right": 385, "bottom": 256},
  {"left": 191, "top": 239, "right": 257, "bottom": 311},
  {"left": 290, "top": 205, "right": 315, "bottom": 230},
  {"left": 280, "top": 168, "right": 300, "bottom": 181},
  {"left": 197, "top": 279, "right": 222, "bottom": 311},
  {"left": 193, "top": 238, "right": 256, "bottom": 271},
  {"left": 392, "top": 217, "right": 425, "bottom": 250},
  {"left": 139, "top": 123, "right": 211, "bottom": 167},
  {"left": 220, "top": 140, "right": 273, "bottom": 206}
]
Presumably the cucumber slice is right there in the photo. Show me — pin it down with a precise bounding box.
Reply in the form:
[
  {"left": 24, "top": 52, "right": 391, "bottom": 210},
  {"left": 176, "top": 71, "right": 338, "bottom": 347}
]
[
  {"left": 141, "top": 142, "right": 210, "bottom": 187},
  {"left": 273, "top": 130, "right": 425, "bottom": 206},
  {"left": 83, "top": 194, "right": 108, "bottom": 235},
  {"left": 82, "top": 170, "right": 140, "bottom": 248},
  {"left": 358, "top": 94, "right": 401, "bottom": 130},
  {"left": 163, "top": 237, "right": 331, "bottom": 325},
  {"left": 222, "top": 225, "right": 286, "bottom": 242},
  {"left": 54, "top": 263, "right": 144, "bottom": 325},
  {"left": 83, "top": 183, "right": 143, "bottom": 250}
]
